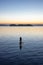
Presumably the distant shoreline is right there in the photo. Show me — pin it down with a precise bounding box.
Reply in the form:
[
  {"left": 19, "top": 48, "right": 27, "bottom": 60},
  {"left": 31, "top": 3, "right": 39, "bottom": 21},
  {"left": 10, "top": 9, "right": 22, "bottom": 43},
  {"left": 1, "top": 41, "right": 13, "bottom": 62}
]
[{"left": 0, "top": 24, "right": 43, "bottom": 26}]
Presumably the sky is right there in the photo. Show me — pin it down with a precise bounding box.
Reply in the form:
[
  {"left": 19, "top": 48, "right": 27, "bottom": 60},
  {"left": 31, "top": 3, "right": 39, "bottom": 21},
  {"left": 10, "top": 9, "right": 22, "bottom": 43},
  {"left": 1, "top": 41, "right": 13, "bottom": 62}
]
[{"left": 0, "top": 0, "right": 43, "bottom": 24}]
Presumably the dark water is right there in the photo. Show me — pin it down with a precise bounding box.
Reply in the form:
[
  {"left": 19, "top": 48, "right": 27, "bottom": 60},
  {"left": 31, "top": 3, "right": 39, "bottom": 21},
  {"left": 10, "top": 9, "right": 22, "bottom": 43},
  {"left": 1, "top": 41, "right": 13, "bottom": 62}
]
[{"left": 0, "top": 26, "right": 43, "bottom": 65}]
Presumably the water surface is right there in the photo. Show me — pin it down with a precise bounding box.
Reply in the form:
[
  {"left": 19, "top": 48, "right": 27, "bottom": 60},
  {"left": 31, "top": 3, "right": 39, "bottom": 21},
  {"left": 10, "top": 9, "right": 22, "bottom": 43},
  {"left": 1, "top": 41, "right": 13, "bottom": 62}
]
[{"left": 0, "top": 26, "right": 43, "bottom": 65}]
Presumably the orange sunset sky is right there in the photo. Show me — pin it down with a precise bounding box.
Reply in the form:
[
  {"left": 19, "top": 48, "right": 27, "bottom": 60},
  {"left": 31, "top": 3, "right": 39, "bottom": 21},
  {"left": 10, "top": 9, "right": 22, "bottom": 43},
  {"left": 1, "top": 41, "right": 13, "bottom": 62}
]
[{"left": 0, "top": 20, "right": 43, "bottom": 24}]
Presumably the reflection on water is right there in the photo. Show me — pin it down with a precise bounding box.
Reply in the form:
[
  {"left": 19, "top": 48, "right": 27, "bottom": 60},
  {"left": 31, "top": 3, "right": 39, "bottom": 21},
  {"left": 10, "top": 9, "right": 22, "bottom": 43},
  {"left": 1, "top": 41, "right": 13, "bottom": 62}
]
[{"left": 0, "top": 26, "right": 43, "bottom": 65}]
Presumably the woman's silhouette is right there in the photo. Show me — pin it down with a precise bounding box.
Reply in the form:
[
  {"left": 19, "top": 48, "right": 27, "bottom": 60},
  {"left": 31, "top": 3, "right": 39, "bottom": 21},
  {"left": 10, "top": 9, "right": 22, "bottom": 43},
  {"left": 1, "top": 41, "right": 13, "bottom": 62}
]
[{"left": 19, "top": 37, "right": 22, "bottom": 50}]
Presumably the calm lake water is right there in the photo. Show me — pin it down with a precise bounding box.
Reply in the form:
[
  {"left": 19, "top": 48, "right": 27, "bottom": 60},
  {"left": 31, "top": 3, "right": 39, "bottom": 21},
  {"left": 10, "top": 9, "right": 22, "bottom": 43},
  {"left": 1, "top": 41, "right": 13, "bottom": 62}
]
[{"left": 0, "top": 26, "right": 43, "bottom": 65}]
